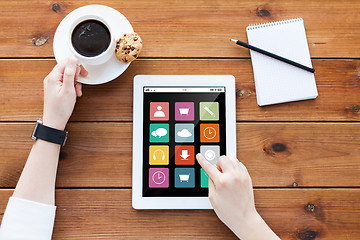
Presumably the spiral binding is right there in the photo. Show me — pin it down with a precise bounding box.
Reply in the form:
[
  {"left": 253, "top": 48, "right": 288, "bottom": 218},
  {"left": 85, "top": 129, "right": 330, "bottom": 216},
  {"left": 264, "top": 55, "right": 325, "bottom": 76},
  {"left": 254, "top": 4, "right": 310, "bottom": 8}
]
[{"left": 246, "top": 18, "right": 303, "bottom": 31}]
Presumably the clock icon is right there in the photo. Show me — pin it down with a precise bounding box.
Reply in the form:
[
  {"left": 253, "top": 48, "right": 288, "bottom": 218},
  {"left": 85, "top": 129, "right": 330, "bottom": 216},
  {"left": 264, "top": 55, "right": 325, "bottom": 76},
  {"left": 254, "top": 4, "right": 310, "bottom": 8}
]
[
  {"left": 152, "top": 171, "right": 166, "bottom": 185},
  {"left": 203, "top": 127, "right": 217, "bottom": 139}
]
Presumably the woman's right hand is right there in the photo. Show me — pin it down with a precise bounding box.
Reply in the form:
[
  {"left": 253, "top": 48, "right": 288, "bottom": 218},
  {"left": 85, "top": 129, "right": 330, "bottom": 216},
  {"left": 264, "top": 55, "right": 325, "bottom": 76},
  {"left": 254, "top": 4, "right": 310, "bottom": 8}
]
[{"left": 196, "top": 154, "right": 280, "bottom": 240}]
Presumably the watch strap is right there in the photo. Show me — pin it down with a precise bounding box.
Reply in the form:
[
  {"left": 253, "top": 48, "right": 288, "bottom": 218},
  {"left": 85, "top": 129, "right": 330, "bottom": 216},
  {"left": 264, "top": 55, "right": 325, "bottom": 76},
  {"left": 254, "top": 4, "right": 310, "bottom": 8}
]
[{"left": 32, "top": 121, "right": 68, "bottom": 146}]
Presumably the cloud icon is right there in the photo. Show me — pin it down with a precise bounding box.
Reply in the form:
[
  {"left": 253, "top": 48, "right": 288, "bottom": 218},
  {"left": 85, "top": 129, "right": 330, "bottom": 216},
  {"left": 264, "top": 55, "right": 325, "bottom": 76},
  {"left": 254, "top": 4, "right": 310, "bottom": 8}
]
[{"left": 177, "top": 129, "right": 192, "bottom": 138}]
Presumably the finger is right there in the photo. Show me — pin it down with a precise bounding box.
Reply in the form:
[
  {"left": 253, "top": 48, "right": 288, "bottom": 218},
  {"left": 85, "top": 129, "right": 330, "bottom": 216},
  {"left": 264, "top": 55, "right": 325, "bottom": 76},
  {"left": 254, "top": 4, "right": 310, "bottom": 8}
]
[
  {"left": 208, "top": 177, "right": 216, "bottom": 197},
  {"left": 62, "top": 61, "right": 77, "bottom": 90},
  {"left": 51, "top": 58, "right": 76, "bottom": 76},
  {"left": 216, "top": 164, "right": 223, "bottom": 173},
  {"left": 75, "top": 82, "right": 82, "bottom": 97},
  {"left": 51, "top": 59, "right": 69, "bottom": 75},
  {"left": 231, "top": 157, "right": 248, "bottom": 172},
  {"left": 196, "top": 153, "right": 221, "bottom": 181},
  {"left": 74, "top": 64, "right": 82, "bottom": 96},
  {"left": 79, "top": 65, "right": 88, "bottom": 77},
  {"left": 217, "top": 155, "right": 235, "bottom": 173},
  {"left": 237, "top": 160, "right": 250, "bottom": 175},
  {"left": 45, "top": 59, "right": 69, "bottom": 83},
  {"left": 74, "top": 64, "right": 81, "bottom": 81}
]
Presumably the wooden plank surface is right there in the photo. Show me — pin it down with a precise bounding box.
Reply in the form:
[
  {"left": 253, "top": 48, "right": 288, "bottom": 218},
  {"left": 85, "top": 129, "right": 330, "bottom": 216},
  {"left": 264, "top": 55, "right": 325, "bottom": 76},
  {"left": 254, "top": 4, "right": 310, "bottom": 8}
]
[
  {"left": 0, "top": 59, "right": 359, "bottom": 122},
  {"left": 0, "top": 0, "right": 359, "bottom": 58},
  {"left": 0, "top": 189, "right": 359, "bottom": 239},
  {"left": 0, "top": 0, "right": 359, "bottom": 238},
  {"left": 0, "top": 122, "right": 358, "bottom": 188}
]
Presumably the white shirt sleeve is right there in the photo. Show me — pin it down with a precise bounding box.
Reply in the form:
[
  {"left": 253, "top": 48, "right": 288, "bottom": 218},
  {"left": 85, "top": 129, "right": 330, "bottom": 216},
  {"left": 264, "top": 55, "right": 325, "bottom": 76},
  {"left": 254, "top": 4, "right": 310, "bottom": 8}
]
[{"left": 0, "top": 197, "right": 56, "bottom": 240}]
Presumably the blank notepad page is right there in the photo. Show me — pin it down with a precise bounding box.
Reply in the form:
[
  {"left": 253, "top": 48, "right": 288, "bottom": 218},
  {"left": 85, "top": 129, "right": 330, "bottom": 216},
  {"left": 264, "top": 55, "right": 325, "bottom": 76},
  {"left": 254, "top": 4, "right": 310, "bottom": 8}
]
[{"left": 246, "top": 18, "right": 318, "bottom": 106}]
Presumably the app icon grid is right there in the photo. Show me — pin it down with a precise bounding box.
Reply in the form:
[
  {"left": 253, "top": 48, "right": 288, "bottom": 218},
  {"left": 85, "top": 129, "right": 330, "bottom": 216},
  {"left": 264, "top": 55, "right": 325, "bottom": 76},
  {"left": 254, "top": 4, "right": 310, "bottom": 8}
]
[{"left": 145, "top": 97, "right": 223, "bottom": 194}]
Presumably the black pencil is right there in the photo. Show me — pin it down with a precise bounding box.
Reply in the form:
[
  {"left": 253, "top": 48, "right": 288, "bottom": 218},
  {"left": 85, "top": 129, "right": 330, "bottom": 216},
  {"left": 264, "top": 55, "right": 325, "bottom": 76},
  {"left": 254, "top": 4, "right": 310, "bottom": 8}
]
[{"left": 230, "top": 39, "right": 315, "bottom": 73}]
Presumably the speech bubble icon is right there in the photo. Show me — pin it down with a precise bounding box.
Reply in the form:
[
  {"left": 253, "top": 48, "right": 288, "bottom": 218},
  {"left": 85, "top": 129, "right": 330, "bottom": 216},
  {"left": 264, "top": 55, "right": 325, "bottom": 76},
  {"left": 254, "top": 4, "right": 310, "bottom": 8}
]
[{"left": 152, "top": 128, "right": 167, "bottom": 138}]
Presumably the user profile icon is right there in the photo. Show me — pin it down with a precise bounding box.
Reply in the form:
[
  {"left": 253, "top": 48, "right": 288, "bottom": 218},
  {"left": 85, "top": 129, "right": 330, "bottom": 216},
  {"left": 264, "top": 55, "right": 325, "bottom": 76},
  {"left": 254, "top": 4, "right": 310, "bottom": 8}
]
[{"left": 150, "top": 102, "right": 169, "bottom": 121}]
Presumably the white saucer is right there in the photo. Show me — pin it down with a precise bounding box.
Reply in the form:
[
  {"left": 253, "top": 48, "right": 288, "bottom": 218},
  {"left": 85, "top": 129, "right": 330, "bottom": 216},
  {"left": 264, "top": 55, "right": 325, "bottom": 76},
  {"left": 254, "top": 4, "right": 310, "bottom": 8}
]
[{"left": 53, "top": 5, "right": 134, "bottom": 85}]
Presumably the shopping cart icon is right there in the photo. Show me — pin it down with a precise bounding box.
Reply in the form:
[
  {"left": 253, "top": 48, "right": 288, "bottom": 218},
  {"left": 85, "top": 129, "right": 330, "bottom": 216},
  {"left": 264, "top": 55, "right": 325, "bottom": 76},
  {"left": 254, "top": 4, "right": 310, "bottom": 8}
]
[
  {"left": 179, "top": 174, "right": 190, "bottom": 182},
  {"left": 175, "top": 168, "right": 195, "bottom": 188},
  {"left": 179, "top": 108, "right": 190, "bottom": 115}
]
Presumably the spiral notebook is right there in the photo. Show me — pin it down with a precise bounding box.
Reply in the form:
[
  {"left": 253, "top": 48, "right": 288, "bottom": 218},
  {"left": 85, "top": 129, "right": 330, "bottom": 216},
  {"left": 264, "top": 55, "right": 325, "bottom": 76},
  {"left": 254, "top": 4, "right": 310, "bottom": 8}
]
[{"left": 246, "top": 18, "right": 318, "bottom": 106}]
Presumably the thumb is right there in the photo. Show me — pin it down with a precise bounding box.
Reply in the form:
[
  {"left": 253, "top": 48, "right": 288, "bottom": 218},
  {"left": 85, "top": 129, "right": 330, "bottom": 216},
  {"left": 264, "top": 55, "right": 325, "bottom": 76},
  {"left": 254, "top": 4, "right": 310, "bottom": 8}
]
[{"left": 62, "top": 60, "right": 77, "bottom": 91}]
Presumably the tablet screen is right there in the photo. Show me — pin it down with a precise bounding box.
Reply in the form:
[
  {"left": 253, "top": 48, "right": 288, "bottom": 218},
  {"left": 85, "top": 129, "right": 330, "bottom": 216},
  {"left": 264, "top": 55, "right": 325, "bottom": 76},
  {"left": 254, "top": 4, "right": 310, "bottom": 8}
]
[{"left": 143, "top": 86, "right": 226, "bottom": 197}]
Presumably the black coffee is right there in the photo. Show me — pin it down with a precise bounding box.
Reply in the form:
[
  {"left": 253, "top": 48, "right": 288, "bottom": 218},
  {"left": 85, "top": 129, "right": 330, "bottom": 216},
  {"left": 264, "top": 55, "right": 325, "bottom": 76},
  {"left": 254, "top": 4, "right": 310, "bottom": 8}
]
[{"left": 71, "top": 20, "right": 111, "bottom": 57}]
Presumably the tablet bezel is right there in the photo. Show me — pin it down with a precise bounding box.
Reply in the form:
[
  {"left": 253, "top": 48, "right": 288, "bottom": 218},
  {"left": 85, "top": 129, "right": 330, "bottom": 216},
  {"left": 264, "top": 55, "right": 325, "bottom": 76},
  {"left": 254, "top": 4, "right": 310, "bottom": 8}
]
[{"left": 132, "top": 75, "right": 236, "bottom": 209}]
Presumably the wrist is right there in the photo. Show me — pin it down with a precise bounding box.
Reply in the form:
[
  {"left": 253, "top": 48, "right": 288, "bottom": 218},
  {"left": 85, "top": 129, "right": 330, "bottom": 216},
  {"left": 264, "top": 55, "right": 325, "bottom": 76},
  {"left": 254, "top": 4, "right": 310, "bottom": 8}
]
[
  {"left": 232, "top": 211, "right": 265, "bottom": 238},
  {"left": 42, "top": 116, "right": 67, "bottom": 131},
  {"left": 232, "top": 211, "right": 279, "bottom": 240}
]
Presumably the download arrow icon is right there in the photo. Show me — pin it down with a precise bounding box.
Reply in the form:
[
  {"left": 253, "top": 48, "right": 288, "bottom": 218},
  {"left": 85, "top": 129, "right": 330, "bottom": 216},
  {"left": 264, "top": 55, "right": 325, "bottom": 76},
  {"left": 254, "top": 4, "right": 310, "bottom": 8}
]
[{"left": 180, "top": 150, "right": 190, "bottom": 160}]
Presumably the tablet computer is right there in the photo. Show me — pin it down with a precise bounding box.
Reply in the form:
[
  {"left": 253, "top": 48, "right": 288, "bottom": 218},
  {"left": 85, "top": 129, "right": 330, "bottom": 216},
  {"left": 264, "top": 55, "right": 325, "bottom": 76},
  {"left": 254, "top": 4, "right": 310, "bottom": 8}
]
[{"left": 132, "top": 75, "right": 236, "bottom": 209}]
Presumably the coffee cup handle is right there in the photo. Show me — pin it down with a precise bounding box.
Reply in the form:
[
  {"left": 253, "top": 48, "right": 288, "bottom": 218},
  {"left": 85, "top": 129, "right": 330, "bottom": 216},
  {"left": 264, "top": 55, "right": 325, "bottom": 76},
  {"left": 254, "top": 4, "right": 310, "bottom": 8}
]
[
  {"left": 73, "top": 55, "right": 83, "bottom": 65},
  {"left": 73, "top": 57, "right": 90, "bottom": 79}
]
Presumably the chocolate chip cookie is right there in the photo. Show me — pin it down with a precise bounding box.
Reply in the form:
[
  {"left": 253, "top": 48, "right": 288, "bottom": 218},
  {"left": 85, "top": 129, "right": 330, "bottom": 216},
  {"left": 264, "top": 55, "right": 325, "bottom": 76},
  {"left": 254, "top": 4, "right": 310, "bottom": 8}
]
[{"left": 115, "top": 32, "right": 142, "bottom": 63}]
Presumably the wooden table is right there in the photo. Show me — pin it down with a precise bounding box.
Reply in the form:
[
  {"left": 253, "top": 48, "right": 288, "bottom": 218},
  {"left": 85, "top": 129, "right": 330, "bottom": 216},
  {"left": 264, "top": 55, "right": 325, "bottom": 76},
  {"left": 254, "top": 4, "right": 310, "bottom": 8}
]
[{"left": 0, "top": 0, "right": 359, "bottom": 239}]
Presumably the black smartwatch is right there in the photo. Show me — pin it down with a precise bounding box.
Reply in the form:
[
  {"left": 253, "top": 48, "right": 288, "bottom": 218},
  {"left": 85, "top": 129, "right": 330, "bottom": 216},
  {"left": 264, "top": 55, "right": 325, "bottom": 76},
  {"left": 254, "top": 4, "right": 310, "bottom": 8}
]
[{"left": 31, "top": 119, "right": 68, "bottom": 146}]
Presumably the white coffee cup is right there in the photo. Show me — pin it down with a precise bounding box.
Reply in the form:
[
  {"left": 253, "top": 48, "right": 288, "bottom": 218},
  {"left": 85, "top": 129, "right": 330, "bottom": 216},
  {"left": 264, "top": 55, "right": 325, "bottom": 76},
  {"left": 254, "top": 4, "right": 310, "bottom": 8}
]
[{"left": 68, "top": 15, "right": 115, "bottom": 65}]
